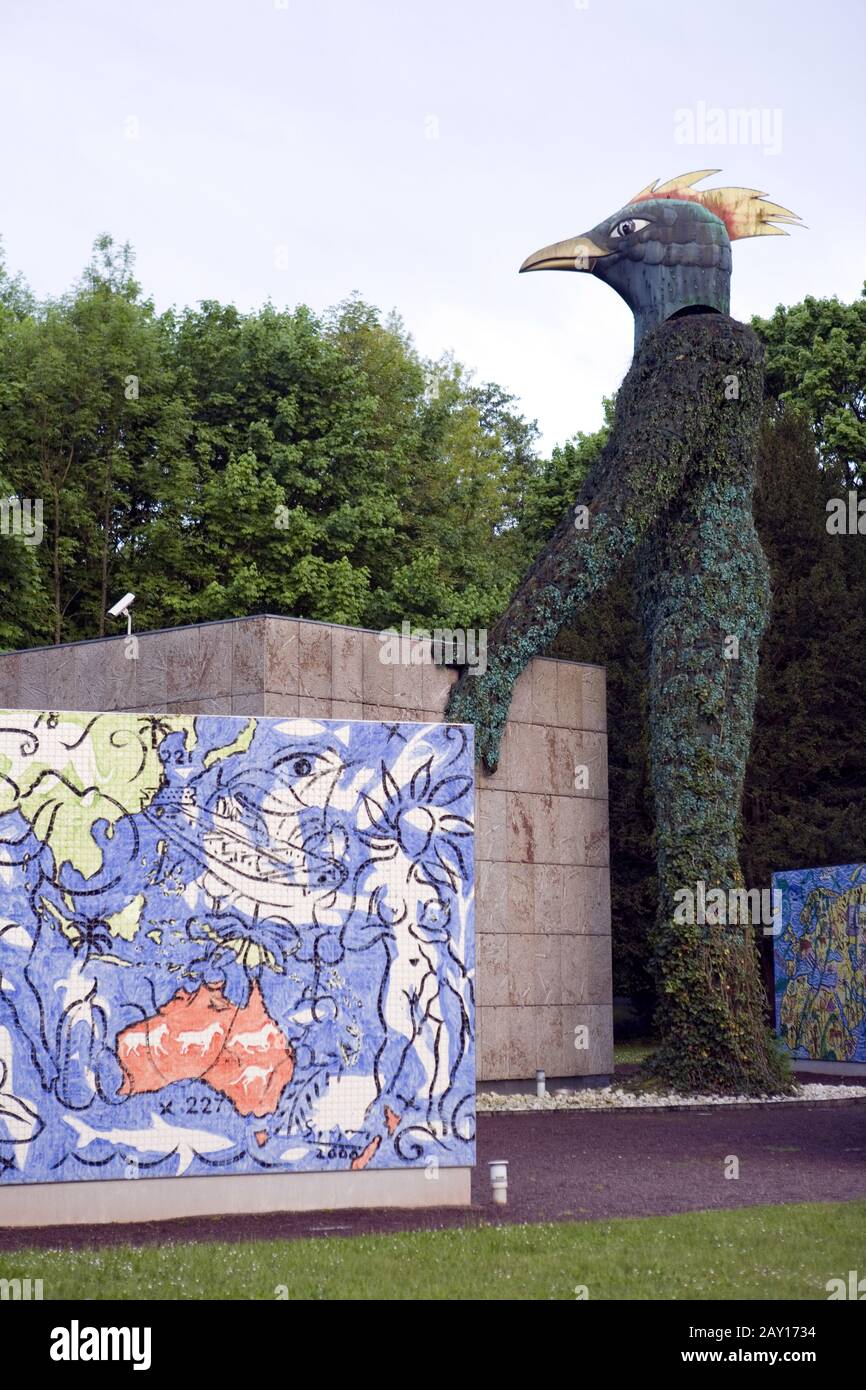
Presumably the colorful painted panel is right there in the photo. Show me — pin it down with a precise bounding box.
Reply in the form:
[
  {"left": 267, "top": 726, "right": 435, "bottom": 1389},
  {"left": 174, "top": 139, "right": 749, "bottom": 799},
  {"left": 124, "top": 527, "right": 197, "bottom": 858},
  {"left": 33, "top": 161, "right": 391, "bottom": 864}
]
[
  {"left": 773, "top": 862, "right": 866, "bottom": 1063},
  {"left": 0, "top": 710, "right": 475, "bottom": 1184}
]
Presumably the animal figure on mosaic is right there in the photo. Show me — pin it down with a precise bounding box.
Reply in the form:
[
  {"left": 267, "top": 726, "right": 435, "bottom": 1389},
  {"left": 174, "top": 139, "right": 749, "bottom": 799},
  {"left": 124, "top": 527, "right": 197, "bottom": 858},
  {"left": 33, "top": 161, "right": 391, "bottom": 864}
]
[{"left": 448, "top": 172, "right": 802, "bottom": 1092}]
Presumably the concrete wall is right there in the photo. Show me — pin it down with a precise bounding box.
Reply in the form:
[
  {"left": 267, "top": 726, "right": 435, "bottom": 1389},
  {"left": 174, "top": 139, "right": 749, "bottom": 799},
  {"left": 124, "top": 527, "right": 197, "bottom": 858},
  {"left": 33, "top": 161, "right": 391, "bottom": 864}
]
[{"left": 0, "top": 614, "right": 612, "bottom": 1083}]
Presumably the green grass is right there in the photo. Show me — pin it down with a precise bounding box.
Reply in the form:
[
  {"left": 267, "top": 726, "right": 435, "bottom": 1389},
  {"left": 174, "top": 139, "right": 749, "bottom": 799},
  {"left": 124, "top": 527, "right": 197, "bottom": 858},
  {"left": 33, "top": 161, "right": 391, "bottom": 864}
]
[
  {"left": 614, "top": 1036, "right": 657, "bottom": 1065},
  {"left": 3, "top": 1201, "right": 863, "bottom": 1300}
]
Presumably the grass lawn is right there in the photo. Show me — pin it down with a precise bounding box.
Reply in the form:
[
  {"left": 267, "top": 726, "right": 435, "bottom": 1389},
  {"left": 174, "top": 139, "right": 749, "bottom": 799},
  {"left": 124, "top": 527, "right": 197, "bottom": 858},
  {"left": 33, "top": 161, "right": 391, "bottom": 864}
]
[
  {"left": 3, "top": 1200, "right": 863, "bottom": 1300},
  {"left": 613, "top": 1036, "right": 657, "bottom": 1065}
]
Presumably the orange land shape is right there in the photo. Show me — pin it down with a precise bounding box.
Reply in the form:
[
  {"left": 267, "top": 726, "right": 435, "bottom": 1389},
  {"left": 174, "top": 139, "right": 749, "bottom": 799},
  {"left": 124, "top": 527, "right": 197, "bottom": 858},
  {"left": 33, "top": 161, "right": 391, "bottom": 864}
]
[{"left": 117, "top": 980, "right": 294, "bottom": 1117}]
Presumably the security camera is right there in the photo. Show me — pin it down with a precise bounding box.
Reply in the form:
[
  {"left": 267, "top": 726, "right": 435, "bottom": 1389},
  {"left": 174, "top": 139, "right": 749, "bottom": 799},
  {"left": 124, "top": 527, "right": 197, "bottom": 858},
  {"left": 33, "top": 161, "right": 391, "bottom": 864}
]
[{"left": 107, "top": 593, "right": 135, "bottom": 619}]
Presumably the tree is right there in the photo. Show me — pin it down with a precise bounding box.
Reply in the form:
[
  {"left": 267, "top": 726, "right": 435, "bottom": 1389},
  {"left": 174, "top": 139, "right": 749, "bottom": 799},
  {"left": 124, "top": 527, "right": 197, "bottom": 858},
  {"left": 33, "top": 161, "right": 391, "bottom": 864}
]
[{"left": 753, "top": 286, "right": 866, "bottom": 486}]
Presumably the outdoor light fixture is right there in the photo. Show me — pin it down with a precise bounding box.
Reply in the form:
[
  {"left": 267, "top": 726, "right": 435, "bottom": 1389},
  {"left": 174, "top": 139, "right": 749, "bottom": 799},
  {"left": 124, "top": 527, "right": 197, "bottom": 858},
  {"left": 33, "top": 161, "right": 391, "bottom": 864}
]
[{"left": 107, "top": 592, "right": 136, "bottom": 636}]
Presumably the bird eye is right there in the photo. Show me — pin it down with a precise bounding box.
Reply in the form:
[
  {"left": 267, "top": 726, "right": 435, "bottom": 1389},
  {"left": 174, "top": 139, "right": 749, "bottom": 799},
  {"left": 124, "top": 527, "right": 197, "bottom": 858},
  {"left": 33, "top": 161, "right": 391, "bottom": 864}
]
[
  {"left": 293, "top": 757, "right": 312, "bottom": 776},
  {"left": 610, "top": 217, "right": 650, "bottom": 239}
]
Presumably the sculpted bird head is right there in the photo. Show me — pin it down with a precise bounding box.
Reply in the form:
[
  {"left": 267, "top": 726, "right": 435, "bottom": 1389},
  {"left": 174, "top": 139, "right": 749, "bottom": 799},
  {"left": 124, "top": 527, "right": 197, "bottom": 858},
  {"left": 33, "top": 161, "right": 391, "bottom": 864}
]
[{"left": 520, "top": 170, "right": 802, "bottom": 348}]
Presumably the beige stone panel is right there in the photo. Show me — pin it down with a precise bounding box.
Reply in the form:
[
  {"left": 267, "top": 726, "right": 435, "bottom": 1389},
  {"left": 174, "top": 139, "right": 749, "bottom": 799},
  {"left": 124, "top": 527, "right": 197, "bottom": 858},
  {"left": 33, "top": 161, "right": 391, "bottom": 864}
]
[
  {"left": 264, "top": 693, "right": 300, "bottom": 717},
  {"left": 110, "top": 642, "right": 142, "bottom": 710},
  {"left": 362, "top": 703, "right": 425, "bottom": 724},
  {"left": 199, "top": 622, "right": 235, "bottom": 699},
  {"left": 535, "top": 863, "right": 564, "bottom": 934},
  {"left": 555, "top": 660, "right": 584, "bottom": 729},
  {"left": 0, "top": 652, "right": 21, "bottom": 707},
  {"left": 232, "top": 617, "right": 265, "bottom": 694},
  {"left": 507, "top": 933, "right": 561, "bottom": 1007},
  {"left": 505, "top": 934, "right": 535, "bottom": 1007},
  {"left": 505, "top": 1005, "right": 536, "bottom": 1078},
  {"left": 585, "top": 865, "right": 612, "bottom": 934},
  {"left": 565, "top": 1003, "right": 614, "bottom": 1075},
  {"left": 580, "top": 798, "right": 610, "bottom": 867},
  {"left": 509, "top": 665, "right": 532, "bottom": 721},
  {"left": 298, "top": 623, "right": 331, "bottom": 698},
  {"left": 535, "top": 1005, "right": 568, "bottom": 1077},
  {"left": 135, "top": 632, "right": 168, "bottom": 710},
  {"left": 555, "top": 797, "right": 610, "bottom": 868},
  {"left": 474, "top": 722, "right": 510, "bottom": 790},
  {"left": 71, "top": 641, "right": 110, "bottom": 712},
  {"left": 559, "top": 865, "right": 612, "bottom": 935},
  {"left": 231, "top": 693, "right": 266, "bottom": 715},
  {"left": 362, "top": 630, "right": 394, "bottom": 705},
  {"left": 17, "top": 647, "right": 48, "bottom": 710},
  {"left": 507, "top": 862, "right": 534, "bottom": 931},
  {"left": 188, "top": 697, "right": 233, "bottom": 716},
  {"left": 585, "top": 934, "right": 613, "bottom": 1004},
  {"left": 361, "top": 704, "right": 391, "bottom": 723},
  {"left": 532, "top": 934, "right": 563, "bottom": 1007},
  {"left": 421, "top": 659, "right": 456, "bottom": 714},
  {"left": 504, "top": 723, "right": 547, "bottom": 795},
  {"left": 331, "top": 700, "right": 363, "bottom": 720},
  {"left": 476, "top": 860, "right": 506, "bottom": 934},
  {"left": 330, "top": 625, "right": 362, "bottom": 702},
  {"left": 477, "top": 1005, "right": 508, "bottom": 1080},
  {"left": 171, "top": 699, "right": 204, "bottom": 715},
  {"left": 476, "top": 933, "right": 509, "bottom": 1007},
  {"left": 506, "top": 792, "right": 553, "bottom": 863},
  {"left": 263, "top": 618, "right": 299, "bottom": 696},
  {"left": 104, "top": 639, "right": 139, "bottom": 710},
  {"left": 391, "top": 641, "right": 428, "bottom": 709},
  {"left": 570, "top": 729, "right": 609, "bottom": 800},
  {"left": 21, "top": 643, "right": 78, "bottom": 711},
  {"left": 476, "top": 788, "right": 506, "bottom": 863},
  {"left": 530, "top": 658, "right": 558, "bottom": 724},
  {"left": 297, "top": 697, "right": 333, "bottom": 720},
  {"left": 164, "top": 627, "right": 200, "bottom": 702},
  {"left": 582, "top": 666, "right": 607, "bottom": 732},
  {"left": 507, "top": 724, "right": 592, "bottom": 797},
  {"left": 561, "top": 936, "right": 588, "bottom": 1007}
]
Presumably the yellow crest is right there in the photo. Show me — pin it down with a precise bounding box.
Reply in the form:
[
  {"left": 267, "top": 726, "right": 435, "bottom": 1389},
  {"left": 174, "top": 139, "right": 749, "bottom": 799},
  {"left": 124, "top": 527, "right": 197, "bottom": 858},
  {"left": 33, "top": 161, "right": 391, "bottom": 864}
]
[{"left": 629, "top": 169, "right": 803, "bottom": 240}]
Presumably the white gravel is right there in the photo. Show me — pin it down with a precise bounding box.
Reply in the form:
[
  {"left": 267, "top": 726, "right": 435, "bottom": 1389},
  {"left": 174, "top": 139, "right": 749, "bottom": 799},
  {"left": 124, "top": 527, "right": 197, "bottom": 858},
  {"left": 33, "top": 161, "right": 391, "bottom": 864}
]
[{"left": 476, "top": 1082, "right": 866, "bottom": 1112}]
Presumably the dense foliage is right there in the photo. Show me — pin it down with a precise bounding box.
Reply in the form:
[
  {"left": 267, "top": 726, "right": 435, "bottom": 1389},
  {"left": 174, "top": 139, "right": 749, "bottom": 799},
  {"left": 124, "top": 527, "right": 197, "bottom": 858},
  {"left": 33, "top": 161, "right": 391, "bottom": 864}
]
[{"left": 0, "top": 236, "right": 538, "bottom": 646}]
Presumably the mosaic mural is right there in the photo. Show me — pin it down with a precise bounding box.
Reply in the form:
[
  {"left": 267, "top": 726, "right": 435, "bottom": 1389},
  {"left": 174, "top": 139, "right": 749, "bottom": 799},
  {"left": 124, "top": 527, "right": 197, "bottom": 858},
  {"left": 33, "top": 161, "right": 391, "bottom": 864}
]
[
  {"left": 773, "top": 862, "right": 866, "bottom": 1063},
  {"left": 0, "top": 710, "right": 475, "bottom": 1184}
]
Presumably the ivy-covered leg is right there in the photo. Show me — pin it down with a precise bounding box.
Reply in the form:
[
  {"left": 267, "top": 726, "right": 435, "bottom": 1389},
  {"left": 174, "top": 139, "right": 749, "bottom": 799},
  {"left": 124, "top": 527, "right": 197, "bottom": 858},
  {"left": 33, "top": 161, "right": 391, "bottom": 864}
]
[{"left": 636, "top": 491, "right": 790, "bottom": 1094}]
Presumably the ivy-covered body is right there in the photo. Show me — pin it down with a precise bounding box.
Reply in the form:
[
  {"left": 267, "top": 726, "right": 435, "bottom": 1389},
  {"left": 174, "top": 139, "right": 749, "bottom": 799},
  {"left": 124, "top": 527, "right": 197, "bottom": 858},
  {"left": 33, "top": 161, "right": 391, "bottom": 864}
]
[{"left": 448, "top": 311, "right": 790, "bottom": 1093}]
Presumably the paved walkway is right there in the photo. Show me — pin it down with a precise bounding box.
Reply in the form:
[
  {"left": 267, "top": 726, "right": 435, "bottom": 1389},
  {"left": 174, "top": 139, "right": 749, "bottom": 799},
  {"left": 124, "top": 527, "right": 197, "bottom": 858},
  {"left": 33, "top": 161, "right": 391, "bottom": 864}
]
[{"left": 2, "top": 1099, "right": 865, "bottom": 1250}]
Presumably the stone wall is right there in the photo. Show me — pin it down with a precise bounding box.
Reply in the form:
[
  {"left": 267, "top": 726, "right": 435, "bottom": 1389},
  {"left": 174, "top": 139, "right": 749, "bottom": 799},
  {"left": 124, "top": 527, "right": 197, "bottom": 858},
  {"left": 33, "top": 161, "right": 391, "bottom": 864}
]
[{"left": 0, "top": 614, "right": 612, "bottom": 1083}]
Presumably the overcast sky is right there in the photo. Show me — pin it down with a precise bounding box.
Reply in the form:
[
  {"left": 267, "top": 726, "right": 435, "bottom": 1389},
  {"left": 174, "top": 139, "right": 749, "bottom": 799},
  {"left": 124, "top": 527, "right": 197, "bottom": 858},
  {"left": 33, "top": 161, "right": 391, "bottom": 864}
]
[{"left": 2, "top": 0, "right": 863, "bottom": 451}]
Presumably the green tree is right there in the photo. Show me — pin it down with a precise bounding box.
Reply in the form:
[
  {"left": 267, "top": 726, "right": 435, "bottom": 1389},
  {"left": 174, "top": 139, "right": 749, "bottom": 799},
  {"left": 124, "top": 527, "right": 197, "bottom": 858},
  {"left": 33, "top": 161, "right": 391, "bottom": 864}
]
[{"left": 753, "top": 286, "right": 866, "bottom": 486}]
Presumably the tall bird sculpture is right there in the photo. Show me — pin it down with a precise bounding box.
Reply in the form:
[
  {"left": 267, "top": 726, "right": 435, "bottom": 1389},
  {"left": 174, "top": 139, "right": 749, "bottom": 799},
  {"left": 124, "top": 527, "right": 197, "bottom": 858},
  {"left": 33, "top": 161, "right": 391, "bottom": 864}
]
[{"left": 447, "top": 171, "right": 802, "bottom": 1094}]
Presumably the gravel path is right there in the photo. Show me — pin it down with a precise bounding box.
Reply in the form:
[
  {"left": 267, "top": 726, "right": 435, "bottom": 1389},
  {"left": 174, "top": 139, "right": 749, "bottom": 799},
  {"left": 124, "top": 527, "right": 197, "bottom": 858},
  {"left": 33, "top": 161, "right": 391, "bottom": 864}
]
[
  {"left": 2, "top": 1099, "right": 864, "bottom": 1252},
  {"left": 477, "top": 1081, "right": 866, "bottom": 1112}
]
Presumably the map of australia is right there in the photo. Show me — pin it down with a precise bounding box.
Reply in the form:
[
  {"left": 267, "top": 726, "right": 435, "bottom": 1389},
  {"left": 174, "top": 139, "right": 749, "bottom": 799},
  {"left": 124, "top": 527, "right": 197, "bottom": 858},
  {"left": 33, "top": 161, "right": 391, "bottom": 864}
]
[{"left": 0, "top": 709, "right": 475, "bottom": 1184}]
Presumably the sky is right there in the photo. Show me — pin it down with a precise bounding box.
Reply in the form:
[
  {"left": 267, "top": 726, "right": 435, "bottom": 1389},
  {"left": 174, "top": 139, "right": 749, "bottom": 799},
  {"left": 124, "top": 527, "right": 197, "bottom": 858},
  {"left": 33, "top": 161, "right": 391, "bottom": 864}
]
[{"left": 1, "top": 0, "right": 863, "bottom": 452}]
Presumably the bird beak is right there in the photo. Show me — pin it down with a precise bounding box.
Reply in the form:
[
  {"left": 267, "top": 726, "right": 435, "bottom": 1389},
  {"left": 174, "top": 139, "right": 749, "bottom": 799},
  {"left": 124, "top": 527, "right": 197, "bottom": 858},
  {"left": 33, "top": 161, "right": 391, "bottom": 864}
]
[{"left": 519, "top": 234, "right": 610, "bottom": 273}]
